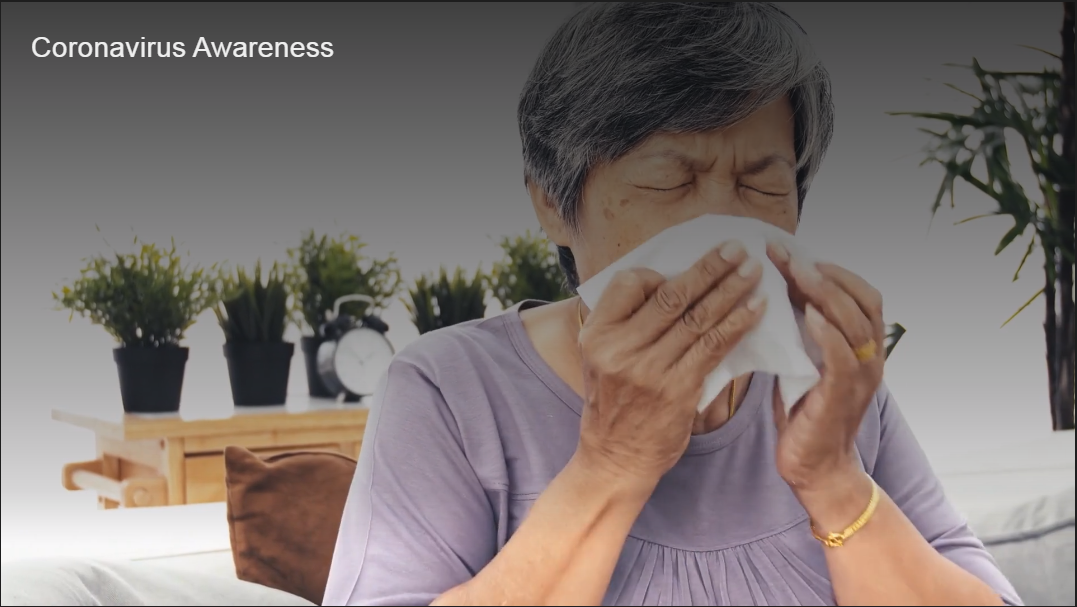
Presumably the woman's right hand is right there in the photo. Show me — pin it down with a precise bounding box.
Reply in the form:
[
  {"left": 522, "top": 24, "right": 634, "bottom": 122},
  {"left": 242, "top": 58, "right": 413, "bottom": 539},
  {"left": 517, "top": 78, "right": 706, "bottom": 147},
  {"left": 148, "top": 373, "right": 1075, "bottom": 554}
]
[{"left": 574, "top": 240, "right": 767, "bottom": 491}]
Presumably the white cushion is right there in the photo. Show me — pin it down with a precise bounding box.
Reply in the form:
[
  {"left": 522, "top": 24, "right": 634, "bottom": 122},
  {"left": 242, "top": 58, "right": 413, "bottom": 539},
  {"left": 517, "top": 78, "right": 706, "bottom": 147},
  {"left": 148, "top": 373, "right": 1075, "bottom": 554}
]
[
  {"left": 971, "top": 486, "right": 1076, "bottom": 607},
  {"left": 0, "top": 557, "right": 313, "bottom": 606}
]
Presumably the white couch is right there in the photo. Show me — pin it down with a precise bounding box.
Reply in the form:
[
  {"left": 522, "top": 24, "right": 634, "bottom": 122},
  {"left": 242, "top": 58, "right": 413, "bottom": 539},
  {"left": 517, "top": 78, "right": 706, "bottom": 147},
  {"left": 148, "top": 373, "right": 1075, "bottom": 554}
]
[
  {"left": 3, "top": 431, "right": 1074, "bottom": 607},
  {"left": 3, "top": 485, "right": 1073, "bottom": 606}
]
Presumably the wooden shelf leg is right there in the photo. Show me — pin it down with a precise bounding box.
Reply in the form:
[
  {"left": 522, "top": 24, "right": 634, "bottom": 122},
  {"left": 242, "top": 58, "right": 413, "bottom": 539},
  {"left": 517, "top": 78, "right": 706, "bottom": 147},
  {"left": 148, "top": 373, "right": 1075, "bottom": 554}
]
[
  {"left": 164, "top": 437, "right": 186, "bottom": 505},
  {"left": 93, "top": 439, "right": 121, "bottom": 510}
]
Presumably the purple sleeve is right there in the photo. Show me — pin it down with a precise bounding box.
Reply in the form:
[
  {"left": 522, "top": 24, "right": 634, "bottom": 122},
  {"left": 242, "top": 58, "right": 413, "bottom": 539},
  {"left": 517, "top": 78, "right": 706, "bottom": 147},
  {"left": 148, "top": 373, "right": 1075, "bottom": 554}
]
[
  {"left": 871, "top": 386, "right": 1023, "bottom": 606},
  {"left": 322, "top": 358, "right": 498, "bottom": 606}
]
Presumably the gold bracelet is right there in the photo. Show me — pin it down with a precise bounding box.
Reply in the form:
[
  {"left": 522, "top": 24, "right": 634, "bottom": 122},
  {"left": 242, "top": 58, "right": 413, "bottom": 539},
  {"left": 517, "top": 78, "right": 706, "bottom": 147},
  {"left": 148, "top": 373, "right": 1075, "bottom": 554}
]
[{"left": 810, "top": 477, "right": 880, "bottom": 548}]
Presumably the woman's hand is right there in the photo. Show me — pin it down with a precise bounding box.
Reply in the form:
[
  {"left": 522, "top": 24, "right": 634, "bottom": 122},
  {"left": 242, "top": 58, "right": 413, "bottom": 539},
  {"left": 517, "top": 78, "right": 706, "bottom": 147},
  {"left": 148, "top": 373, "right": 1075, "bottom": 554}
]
[
  {"left": 574, "top": 240, "right": 768, "bottom": 493},
  {"left": 765, "top": 241, "right": 886, "bottom": 525}
]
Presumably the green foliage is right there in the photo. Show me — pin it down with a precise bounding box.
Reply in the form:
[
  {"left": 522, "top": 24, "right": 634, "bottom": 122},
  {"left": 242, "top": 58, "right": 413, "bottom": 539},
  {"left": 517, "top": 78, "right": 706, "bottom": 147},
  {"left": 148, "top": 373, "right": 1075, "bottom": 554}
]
[
  {"left": 214, "top": 261, "right": 289, "bottom": 344},
  {"left": 889, "top": 58, "right": 1074, "bottom": 323},
  {"left": 53, "top": 237, "right": 223, "bottom": 348},
  {"left": 488, "top": 230, "right": 570, "bottom": 308},
  {"left": 404, "top": 266, "right": 487, "bottom": 335},
  {"left": 285, "top": 230, "right": 403, "bottom": 334},
  {"left": 892, "top": 46, "right": 1076, "bottom": 430}
]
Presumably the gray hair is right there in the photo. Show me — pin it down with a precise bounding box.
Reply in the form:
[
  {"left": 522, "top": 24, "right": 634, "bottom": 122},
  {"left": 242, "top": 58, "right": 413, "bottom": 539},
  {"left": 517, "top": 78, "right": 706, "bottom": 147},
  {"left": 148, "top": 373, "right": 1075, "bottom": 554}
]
[{"left": 518, "top": 2, "right": 835, "bottom": 291}]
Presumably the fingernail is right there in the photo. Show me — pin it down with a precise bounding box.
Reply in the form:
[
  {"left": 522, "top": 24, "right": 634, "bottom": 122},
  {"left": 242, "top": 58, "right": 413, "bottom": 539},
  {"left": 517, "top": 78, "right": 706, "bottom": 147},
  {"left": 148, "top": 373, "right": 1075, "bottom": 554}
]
[
  {"left": 794, "top": 258, "right": 823, "bottom": 285},
  {"left": 720, "top": 240, "right": 744, "bottom": 262},
  {"left": 806, "top": 304, "right": 824, "bottom": 327},
  {"left": 738, "top": 258, "right": 760, "bottom": 277},
  {"left": 747, "top": 293, "right": 766, "bottom": 310}
]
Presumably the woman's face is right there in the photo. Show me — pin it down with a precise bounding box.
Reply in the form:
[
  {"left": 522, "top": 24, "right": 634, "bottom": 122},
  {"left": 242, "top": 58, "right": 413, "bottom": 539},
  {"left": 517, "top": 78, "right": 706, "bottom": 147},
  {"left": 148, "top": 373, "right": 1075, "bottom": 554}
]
[{"left": 534, "top": 95, "right": 800, "bottom": 286}]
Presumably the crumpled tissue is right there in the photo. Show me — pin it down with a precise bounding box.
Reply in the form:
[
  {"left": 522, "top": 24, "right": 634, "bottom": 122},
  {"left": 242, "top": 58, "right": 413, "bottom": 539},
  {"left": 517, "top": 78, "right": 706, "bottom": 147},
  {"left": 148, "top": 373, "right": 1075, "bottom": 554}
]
[{"left": 575, "top": 214, "right": 824, "bottom": 412}]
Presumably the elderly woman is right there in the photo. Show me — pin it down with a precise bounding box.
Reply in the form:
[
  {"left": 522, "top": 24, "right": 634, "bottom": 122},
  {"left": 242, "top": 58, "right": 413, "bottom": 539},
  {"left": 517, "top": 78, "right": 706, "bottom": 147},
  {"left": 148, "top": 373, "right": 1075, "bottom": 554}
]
[{"left": 324, "top": 3, "right": 1020, "bottom": 606}]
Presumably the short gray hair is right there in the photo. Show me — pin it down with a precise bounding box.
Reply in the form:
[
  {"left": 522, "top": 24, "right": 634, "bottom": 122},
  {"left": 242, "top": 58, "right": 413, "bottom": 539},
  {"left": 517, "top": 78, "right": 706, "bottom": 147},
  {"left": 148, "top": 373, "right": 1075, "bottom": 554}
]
[{"left": 518, "top": 2, "right": 835, "bottom": 291}]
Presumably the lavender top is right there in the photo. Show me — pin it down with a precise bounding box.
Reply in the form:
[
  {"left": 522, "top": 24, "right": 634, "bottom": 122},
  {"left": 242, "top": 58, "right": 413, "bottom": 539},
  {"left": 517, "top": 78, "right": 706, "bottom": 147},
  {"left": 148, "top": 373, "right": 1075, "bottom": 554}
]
[{"left": 323, "top": 302, "right": 1021, "bottom": 606}]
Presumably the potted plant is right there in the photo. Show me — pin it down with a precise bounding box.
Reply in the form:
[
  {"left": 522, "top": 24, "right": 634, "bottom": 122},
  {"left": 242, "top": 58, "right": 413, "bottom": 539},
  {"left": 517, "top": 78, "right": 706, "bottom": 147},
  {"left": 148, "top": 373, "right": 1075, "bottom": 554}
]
[
  {"left": 214, "top": 261, "right": 293, "bottom": 406},
  {"left": 404, "top": 266, "right": 488, "bottom": 335},
  {"left": 52, "top": 237, "right": 221, "bottom": 414},
  {"left": 488, "top": 230, "right": 572, "bottom": 308},
  {"left": 286, "top": 230, "right": 402, "bottom": 398},
  {"left": 890, "top": 10, "right": 1075, "bottom": 430}
]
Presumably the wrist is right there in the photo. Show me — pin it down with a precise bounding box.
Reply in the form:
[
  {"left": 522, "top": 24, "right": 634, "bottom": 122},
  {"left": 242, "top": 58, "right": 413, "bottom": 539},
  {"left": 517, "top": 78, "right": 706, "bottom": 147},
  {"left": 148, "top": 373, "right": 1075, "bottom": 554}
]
[
  {"left": 567, "top": 449, "right": 659, "bottom": 511},
  {"left": 793, "top": 463, "right": 875, "bottom": 533}
]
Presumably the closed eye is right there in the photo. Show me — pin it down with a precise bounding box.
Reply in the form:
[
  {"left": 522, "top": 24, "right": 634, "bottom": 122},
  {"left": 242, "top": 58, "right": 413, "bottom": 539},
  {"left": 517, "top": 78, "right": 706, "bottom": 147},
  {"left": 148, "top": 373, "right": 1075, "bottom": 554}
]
[
  {"left": 637, "top": 182, "right": 692, "bottom": 192},
  {"left": 744, "top": 186, "right": 790, "bottom": 197}
]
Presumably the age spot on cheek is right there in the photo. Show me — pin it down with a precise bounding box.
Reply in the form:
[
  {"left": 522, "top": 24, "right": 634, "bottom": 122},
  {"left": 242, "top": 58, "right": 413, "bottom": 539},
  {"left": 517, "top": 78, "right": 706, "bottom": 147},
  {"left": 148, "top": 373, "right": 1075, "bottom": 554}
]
[{"left": 620, "top": 198, "right": 630, "bottom": 207}]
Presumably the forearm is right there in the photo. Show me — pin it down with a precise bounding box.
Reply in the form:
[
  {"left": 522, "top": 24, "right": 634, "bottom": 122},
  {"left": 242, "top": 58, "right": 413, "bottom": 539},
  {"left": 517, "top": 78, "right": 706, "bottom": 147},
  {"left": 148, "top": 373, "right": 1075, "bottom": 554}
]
[
  {"left": 431, "top": 453, "right": 652, "bottom": 606},
  {"left": 799, "top": 470, "right": 1005, "bottom": 606}
]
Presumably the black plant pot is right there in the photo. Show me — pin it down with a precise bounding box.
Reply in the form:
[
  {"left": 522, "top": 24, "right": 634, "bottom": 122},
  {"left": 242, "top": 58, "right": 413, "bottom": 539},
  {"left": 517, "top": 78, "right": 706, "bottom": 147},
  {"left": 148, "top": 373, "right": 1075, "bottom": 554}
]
[
  {"left": 299, "top": 335, "right": 361, "bottom": 402},
  {"left": 301, "top": 336, "right": 334, "bottom": 398},
  {"left": 113, "top": 346, "right": 189, "bottom": 414},
  {"left": 224, "top": 342, "right": 295, "bottom": 406}
]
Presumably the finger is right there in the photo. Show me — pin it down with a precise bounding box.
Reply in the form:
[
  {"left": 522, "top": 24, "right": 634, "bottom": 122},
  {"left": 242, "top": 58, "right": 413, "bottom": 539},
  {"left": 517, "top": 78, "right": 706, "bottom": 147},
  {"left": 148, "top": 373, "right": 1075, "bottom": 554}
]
[
  {"left": 588, "top": 268, "right": 666, "bottom": 325},
  {"left": 674, "top": 295, "right": 768, "bottom": 379},
  {"left": 770, "top": 243, "right": 881, "bottom": 360},
  {"left": 647, "top": 256, "right": 764, "bottom": 369},
  {"left": 816, "top": 263, "right": 886, "bottom": 349},
  {"left": 630, "top": 240, "right": 749, "bottom": 343},
  {"left": 803, "top": 304, "right": 877, "bottom": 430},
  {"left": 785, "top": 256, "right": 875, "bottom": 355},
  {"left": 804, "top": 303, "right": 858, "bottom": 385},
  {"left": 766, "top": 240, "right": 810, "bottom": 311}
]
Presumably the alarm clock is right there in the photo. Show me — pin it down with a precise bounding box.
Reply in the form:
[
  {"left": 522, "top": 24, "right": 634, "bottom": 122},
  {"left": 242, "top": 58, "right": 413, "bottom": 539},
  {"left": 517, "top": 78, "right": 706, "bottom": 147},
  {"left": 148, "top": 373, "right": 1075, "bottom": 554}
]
[{"left": 315, "top": 294, "right": 396, "bottom": 401}]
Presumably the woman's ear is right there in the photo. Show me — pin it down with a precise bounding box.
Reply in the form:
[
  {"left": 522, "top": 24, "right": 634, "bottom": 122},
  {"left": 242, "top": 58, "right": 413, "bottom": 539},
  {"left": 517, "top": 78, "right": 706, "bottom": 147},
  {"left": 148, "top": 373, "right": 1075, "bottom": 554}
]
[{"left": 527, "top": 179, "right": 571, "bottom": 247}]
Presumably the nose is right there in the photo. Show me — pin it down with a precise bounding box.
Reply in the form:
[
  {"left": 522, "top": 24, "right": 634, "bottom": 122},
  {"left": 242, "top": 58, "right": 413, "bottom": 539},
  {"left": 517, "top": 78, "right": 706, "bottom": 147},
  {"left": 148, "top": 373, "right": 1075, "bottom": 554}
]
[{"left": 691, "top": 173, "right": 751, "bottom": 217}]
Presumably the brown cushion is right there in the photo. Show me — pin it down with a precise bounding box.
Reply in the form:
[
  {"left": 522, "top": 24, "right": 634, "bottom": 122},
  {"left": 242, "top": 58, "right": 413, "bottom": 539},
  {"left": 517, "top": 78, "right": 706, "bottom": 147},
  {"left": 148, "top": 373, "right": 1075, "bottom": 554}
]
[{"left": 223, "top": 446, "right": 357, "bottom": 606}]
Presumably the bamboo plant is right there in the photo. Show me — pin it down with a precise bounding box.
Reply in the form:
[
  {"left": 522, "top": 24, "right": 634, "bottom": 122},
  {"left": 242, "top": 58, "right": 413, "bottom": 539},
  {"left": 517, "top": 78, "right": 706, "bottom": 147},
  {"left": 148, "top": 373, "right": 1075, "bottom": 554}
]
[{"left": 890, "top": 10, "right": 1075, "bottom": 430}]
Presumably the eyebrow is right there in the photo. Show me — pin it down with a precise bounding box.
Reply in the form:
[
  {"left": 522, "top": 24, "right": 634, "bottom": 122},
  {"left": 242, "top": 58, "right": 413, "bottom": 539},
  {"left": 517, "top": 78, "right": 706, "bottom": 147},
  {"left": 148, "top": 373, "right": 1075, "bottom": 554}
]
[
  {"left": 635, "top": 150, "right": 795, "bottom": 175},
  {"left": 741, "top": 153, "right": 796, "bottom": 176},
  {"left": 636, "top": 149, "right": 697, "bottom": 168}
]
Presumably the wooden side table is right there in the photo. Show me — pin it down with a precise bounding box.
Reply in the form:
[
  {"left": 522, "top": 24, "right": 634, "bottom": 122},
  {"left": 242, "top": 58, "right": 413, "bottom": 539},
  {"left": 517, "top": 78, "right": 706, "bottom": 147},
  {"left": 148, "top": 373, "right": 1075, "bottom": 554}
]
[{"left": 52, "top": 397, "right": 368, "bottom": 509}]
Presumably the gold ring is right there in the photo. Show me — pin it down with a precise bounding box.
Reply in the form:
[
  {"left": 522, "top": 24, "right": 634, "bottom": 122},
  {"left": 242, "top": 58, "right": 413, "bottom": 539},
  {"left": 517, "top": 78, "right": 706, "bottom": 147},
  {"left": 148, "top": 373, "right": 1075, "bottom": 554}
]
[{"left": 854, "top": 339, "right": 878, "bottom": 363}]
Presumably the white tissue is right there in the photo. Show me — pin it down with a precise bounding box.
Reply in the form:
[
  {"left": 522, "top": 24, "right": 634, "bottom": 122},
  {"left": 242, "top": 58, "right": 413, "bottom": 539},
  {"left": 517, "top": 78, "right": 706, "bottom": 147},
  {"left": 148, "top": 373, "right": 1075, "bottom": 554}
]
[{"left": 575, "top": 214, "right": 824, "bottom": 412}]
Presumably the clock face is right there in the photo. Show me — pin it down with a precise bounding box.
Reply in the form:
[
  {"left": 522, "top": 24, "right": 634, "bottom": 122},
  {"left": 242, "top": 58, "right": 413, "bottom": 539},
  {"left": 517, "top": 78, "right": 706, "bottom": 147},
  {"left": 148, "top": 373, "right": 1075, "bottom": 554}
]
[{"left": 334, "top": 327, "right": 396, "bottom": 396}]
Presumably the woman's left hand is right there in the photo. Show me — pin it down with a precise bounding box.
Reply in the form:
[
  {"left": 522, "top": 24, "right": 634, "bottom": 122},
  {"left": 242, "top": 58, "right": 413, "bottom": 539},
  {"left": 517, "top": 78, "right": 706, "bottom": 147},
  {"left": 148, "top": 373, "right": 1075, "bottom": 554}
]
[{"left": 765, "top": 240, "right": 886, "bottom": 525}]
